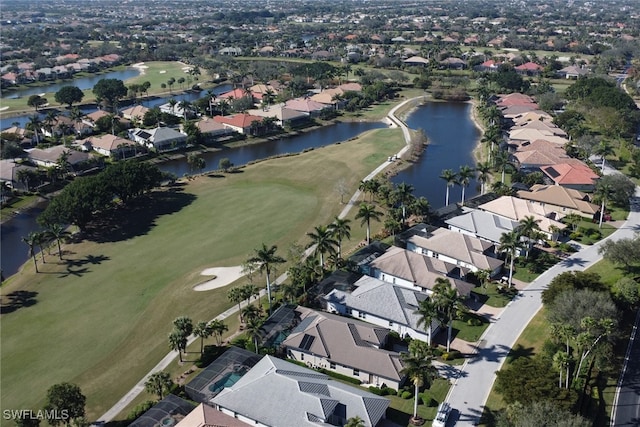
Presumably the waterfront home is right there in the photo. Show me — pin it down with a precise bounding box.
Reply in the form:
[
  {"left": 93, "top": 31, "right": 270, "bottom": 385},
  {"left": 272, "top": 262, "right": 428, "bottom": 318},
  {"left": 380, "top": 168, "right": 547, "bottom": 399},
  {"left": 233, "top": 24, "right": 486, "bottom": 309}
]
[
  {"left": 27, "top": 145, "right": 92, "bottom": 172},
  {"left": 121, "top": 105, "right": 150, "bottom": 122},
  {"left": 247, "top": 105, "right": 309, "bottom": 128},
  {"left": 541, "top": 163, "right": 600, "bottom": 192},
  {"left": 445, "top": 208, "right": 520, "bottom": 246},
  {"left": 213, "top": 113, "right": 264, "bottom": 135},
  {"left": 516, "top": 184, "right": 599, "bottom": 218},
  {"left": 130, "top": 127, "right": 187, "bottom": 152},
  {"left": 281, "top": 306, "right": 405, "bottom": 389},
  {"left": 285, "top": 97, "right": 330, "bottom": 116},
  {"left": 511, "top": 138, "right": 577, "bottom": 170},
  {"left": 325, "top": 275, "right": 438, "bottom": 344},
  {"left": 82, "top": 134, "right": 138, "bottom": 159},
  {"left": 193, "top": 117, "right": 233, "bottom": 138}
]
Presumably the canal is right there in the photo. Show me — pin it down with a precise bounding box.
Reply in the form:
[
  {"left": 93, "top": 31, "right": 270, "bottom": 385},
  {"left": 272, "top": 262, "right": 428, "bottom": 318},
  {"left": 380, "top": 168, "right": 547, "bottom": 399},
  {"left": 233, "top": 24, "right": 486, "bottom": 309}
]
[{"left": 1, "top": 101, "right": 480, "bottom": 278}]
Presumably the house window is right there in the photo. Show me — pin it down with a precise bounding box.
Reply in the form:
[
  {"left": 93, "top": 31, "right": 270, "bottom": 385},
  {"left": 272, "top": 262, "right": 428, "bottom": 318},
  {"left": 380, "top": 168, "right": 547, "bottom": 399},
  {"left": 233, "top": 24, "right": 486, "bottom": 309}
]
[
  {"left": 330, "top": 362, "right": 336, "bottom": 369},
  {"left": 358, "top": 312, "right": 366, "bottom": 319},
  {"left": 300, "top": 353, "right": 304, "bottom": 361},
  {"left": 353, "top": 368, "right": 360, "bottom": 376},
  {"left": 433, "top": 253, "right": 439, "bottom": 259},
  {"left": 388, "top": 321, "right": 393, "bottom": 327}
]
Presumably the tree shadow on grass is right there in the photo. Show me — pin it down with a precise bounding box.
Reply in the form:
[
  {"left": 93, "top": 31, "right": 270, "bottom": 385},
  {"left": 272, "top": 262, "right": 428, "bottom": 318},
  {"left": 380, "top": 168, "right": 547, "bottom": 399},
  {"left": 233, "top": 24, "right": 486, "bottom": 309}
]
[
  {"left": 83, "top": 189, "right": 197, "bottom": 243},
  {"left": 0, "top": 290, "right": 38, "bottom": 314},
  {"left": 506, "top": 344, "right": 535, "bottom": 363}
]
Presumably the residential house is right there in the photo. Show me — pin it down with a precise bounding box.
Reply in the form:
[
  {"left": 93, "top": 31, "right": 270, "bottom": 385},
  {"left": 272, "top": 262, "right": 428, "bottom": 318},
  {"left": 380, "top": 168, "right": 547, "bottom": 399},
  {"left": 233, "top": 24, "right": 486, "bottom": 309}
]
[
  {"left": 514, "top": 62, "right": 543, "bottom": 75},
  {"left": 1, "top": 126, "right": 35, "bottom": 147},
  {"left": 213, "top": 113, "right": 264, "bottom": 135},
  {"left": 405, "top": 227, "right": 504, "bottom": 277},
  {"left": 511, "top": 111, "right": 554, "bottom": 126},
  {"left": 516, "top": 184, "right": 599, "bottom": 218},
  {"left": 83, "top": 134, "right": 138, "bottom": 159},
  {"left": 193, "top": 117, "right": 233, "bottom": 138},
  {"left": 367, "top": 246, "right": 474, "bottom": 296},
  {"left": 121, "top": 105, "right": 150, "bottom": 122},
  {"left": 281, "top": 306, "right": 405, "bottom": 389},
  {"left": 477, "top": 195, "right": 566, "bottom": 238},
  {"left": 285, "top": 97, "right": 330, "bottom": 116},
  {"left": 0, "top": 159, "right": 36, "bottom": 190},
  {"left": 403, "top": 56, "right": 429, "bottom": 67},
  {"left": 130, "top": 127, "right": 187, "bottom": 152},
  {"left": 440, "top": 57, "right": 467, "bottom": 70},
  {"left": 247, "top": 105, "right": 309, "bottom": 128},
  {"left": 211, "top": 355, "right": 390, "bottom": 427},
  {"left": 219, "top": 88, "right": 252, "bottom": 101},
  {"left": 28, "top": 145, "right": 91, "bottom": 170},
  {"left": 325, "top": 275, "right": 438, "bottom": 343},
  {"left": 558, "top": 65, "right": 590, "bottom": 79},
  {"left": 511, "top": 139, "right": 577, "bottom": 170},
  {"left": 445, "top": 208, "right": 520, "bottom": 246},
  {"left": 176, "top": 403, "right": 251, "bottom": 427},
  {"left": 541, "top": 163, "right": 600, "bottom": 191}
]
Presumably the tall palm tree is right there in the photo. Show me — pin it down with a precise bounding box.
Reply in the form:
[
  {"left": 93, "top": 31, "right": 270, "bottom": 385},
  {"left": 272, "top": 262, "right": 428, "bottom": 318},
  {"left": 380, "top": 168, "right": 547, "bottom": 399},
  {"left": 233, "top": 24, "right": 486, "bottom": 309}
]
[
  {"left": 400, "top": 345, "right": 437, "bottom": 421},
  {"left": 173, "top": 316, "right": 193, "bottom": 336},
  {"left": 193, "top": 321, "right": 213, "bottom": 355},
  {"left": 178, "top": 100, "right": 192, "bottom": 121},
  {"left": 246, "top": 318, "right": 264, "bottom": 354},
  {"left": 228, "top": 287, "right": 244, "bottom": 319},
  {"left": 27, "top": 114, "right": 42, "bottom": 145},
  {"left": 498, "top": 230, "right": 521, "bottom": 288},
  {"left": 517, "top": 215, "right": 541, "bottom": 258},
  {"left": 169, "top": 330, "right": 188, "bottom": 362},
  {"left": 44, "top": 223, "right": 71, "bottom": 260},
  {"left": 168, "top": 98, "right": 177, "bottom": 115},
  {"left": 432, "top": 278, "right": 465, "bottom": 352},
  {"left": 415, "top": 298, "right": 438, "bottom": 345},
  {"left": 355, "top": 203, "right": 383, "bottom": 245},
  {"left": 22, "top": 232, "right": 40, "bottom": 273},
  {"left": 594, "top": 140, "right": 614, "bottom": 172},
  {"left": 306, "top": 225, "right": 338, "bottom": 268},
  {"left": 144, "top": 371, "right": 173, "bottom": 400},
  {"left": 208, "top": 319, "right": 228, "bottom": 346},
  {"left": 457, "top": 165, "right": 474, "bottom": 206},
  {"left": 247, "top": 244, "right": 286, "bottom": 315},
  {"left": 439, "top": 169, "right": 457, "bottom": 206},
  {"left": 476, "top": 161, "right": 492, "bottom": 195},
  {"left": 594, "top": 181, "right": 613, "bottom": 229},
  {"left": 493, "top": 150, "right": 511, "bottom": 183},
  {"left": 328, "top": 217, "right": 351, "bottom": 258},
  {"left": 393, "top": 182, "right": 415, "bottom": 225}
]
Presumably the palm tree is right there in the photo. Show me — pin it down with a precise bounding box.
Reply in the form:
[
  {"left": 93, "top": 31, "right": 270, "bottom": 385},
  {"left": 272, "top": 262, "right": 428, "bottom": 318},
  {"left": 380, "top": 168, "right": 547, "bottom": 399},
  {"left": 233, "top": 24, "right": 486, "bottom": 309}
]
[
  {"left": 173, "top": 316, "right": 193, "bottom": 337},
  {"left": 400, "top": 345, "right": 437, "bottom": 422},
  {"left": 439, "top": 169, "right": 457, "bottom": 206},
  {"left": 594, "top": 140, "right": 614, "bottom": 172},
  {"left": 22, "top": 232, "right": 40, "bottom": 273},
  {"left": 345, "top": 416, "right": 365, "bottom": 427},
  {"left": 355, "top": 203, "right": 383, "bottom": 245},
  {"left": 241, "top": 304, "right": 262, "bottom": 324},
  {"left": 144, "top": 371, "right": 173, "bottom": 400},
  {"left": 493, "top": 150, "right": 511, "bottom": 183},
  {"left": 410, "top": 196, "right": 431, "bottom": 223},
  {"left": 208, "top": 319, "right": 228, "bottom": 346},
  {"left": 476, "top": 161, "right": 492, "bottom": 195},
  {"left": 169, "top": 330, "right": 188, "bottom": 362},
  {"left": 168, "top": 98, "right": 177, "bottom": 115},
  {"left": 193, "top": 321, "right": 213, "bottom": 355},
  {"left": 247, "top": 244, "right": 286, "bottom": 315},
  {"left": 27, "top": 114, "right": 42, "bottom": 145},
  {"left": 432, "top": 278, "right": 466, "bottom": 352},
  {"left": 328, "top": 217, "right": 351, "bottom": 258},
  {"left": 306, "top": 225, "right": 338, "bottom": 268},
  {"left": 553, "top": 351, "right": 571, "bottom": 389},
  {"left": 594, "top": 181, "right": 613, "bottom": 229},
  {"left": 415, "top": 298, "right": 438, "bottom": 345},
  {"left": 498, "top": 230, "right": 521, "bottom": 288},
  {"left": 393, "top": 182, "right": 415, "bottom": 225},
  {"left": 178, "top": 100, "right": 192, "bottom": 121},
  {"left": 517, "top": 215, "right": 541, "bottom": 258},
  {"left": 246, "top": 318, "right": 264, "bottom": 354},
  {"left": 457, "top": 165, "right": 474, "bottom": 206},
  {"left": 228, "top": 287, "right": 244, "bottom": 319},
  {"left": 44, "top": 223, "right": 71, "bottom": 260}
]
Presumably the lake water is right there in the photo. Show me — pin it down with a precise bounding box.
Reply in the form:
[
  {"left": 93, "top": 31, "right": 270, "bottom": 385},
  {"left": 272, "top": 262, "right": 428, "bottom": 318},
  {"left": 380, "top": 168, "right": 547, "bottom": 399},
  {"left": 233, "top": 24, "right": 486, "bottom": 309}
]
[
  {"left": 1, "top": 101, "right": 480, "bottom": 278},
  {"left": 391, "top": 101, "right": 480, "bottom": 209},
  {"left": 1, "top": 68, "right": 141, "bottom": 100}
]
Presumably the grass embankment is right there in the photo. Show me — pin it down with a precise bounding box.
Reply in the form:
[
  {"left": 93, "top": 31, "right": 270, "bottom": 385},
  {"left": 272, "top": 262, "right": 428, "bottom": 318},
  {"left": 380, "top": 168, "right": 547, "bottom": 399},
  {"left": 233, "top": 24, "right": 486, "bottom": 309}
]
[{"left": 0, "top": 127, "right": 405, "bottom": 420}]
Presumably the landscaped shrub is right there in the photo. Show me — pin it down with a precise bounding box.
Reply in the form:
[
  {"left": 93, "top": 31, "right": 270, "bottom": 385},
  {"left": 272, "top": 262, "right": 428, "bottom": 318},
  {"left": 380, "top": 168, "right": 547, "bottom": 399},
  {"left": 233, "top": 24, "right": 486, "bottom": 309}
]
[
  {"left": 467, "top": 317, "right": 482, "bottom": 326},
  {"left": 401, "top": 391, "right": 412, "bottom": 399},
  {"left": 368, "top": 386, "right": 383, "bottom": 395},
  {"left": 569, "top": 232, "right": 582, "bottom": 240},
  {"left": 382, "top": 386, "right": 396, "bottom": 396},
  {"left": 421, "top": 393, "right": 438, "bottom": 407},
  {"left": 432, "top": 348, "right": 443, "bottom": 357},
  {"left": 128, "top": 400, "right": 156, "bottom": 420},
  {"left": 317, "top": 368, "right": 361, "bottom": 385}
]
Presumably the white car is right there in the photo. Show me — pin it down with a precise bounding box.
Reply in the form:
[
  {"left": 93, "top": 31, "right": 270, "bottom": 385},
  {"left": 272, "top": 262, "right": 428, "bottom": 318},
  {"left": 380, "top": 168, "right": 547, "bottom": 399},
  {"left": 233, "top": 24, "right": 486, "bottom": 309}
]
[{"left": 432, "top": 402, "right": 451, "bottom": 427}]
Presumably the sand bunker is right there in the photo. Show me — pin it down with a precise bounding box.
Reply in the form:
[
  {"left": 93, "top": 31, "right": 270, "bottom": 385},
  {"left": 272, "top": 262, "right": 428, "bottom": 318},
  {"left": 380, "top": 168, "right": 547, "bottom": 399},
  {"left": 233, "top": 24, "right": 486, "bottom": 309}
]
[
  {"left": 159, "top": 70, "right": 166, "bottom": 74},
  {"left": 194, "top": 266, "right": 244, "bottom": 291}
]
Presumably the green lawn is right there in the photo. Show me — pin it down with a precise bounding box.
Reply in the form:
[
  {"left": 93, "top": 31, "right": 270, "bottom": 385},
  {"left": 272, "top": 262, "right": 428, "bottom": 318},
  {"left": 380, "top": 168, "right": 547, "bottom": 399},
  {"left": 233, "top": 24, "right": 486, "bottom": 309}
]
[
  {"left": 386, "top": 378, "right": 450, "bottom": 426},
  {"left": 453, "top": 313, "right": 490, "bottom": 342},
  {"left": 471, "top": 284, "right": 514, "bottom": 308},
  {"left": 0, "top": 127, "right": 405, "bottom": 421}
]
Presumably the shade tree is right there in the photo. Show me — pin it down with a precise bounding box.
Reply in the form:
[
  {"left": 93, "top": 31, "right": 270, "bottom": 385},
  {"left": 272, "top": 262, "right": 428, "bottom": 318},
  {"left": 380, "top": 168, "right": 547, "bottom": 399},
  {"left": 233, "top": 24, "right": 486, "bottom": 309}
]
[
  {"left": 44, "top": 383, "right": 86, "bottom": 426},
  {"left": 54, "top": 86, "right": 84, "bottom": 108}
]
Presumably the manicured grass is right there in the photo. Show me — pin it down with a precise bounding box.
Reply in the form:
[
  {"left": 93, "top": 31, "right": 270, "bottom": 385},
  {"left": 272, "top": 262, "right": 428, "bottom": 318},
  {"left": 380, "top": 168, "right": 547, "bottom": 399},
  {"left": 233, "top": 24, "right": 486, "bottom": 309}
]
[
  {"left": 569, "top": 219, "right": 618, "bottom": 245},
  {"left": 472, "top": 283, "right": 515, "bottom": 308},
  {"left": 386, "top": 378, "right": 450, "bottom": 426},
  {"left": 585, "top": 258, "right": 627, "bottom": 287},
  {"left": 452, "top": 313, "right": 490, "bottom": 342},
  {"left": 0, "top": 127, "right": 406, "bottom": 420}
]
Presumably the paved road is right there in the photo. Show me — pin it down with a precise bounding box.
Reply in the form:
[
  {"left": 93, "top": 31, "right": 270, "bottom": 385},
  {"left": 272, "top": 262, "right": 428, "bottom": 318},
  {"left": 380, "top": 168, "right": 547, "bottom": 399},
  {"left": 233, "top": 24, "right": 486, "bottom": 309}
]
[
  {"left": 611, "top": 309, "right": 640, "bottom": 426},
  {"left": 445, "top": 186, "right": 640, "bottom": 426},
  {"left": 93, "top": 97, "right": 421, "bottom": 424}
]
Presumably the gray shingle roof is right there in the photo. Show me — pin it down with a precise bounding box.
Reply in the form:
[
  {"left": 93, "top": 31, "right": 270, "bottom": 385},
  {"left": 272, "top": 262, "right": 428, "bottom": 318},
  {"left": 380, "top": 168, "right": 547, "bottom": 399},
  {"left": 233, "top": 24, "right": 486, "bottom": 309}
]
[{"left": 211, "top": 356, "right": 389, "bottom": 426}]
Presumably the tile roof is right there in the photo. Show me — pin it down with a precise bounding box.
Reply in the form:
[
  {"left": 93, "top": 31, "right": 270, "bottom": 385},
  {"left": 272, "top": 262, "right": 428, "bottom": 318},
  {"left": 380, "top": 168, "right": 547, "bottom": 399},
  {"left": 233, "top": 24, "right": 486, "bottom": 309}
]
[
  {"left": 369, "top": 246, "right": 474, "bottom": 296},
  {"left": 213, "top": 113, "right": 264, "bottom": 128},
  {"left": 517, "top": 184, "right": 599, "bottom": 215},
  {"left": 285, "top": 97, "right": 328, "bottom": 113},
  {"left": 282, "top": 306, "right": 404, "bottom": 382},
  {"left": 212, "top": 356, "right": 389, "bottom": 426},
  {"left": 541, "top": 163, "right": 599, "bottom": 185},
  {"left": 87, "top": 134, "right": 134, "bottom": 151},
  {"left": 478, "top": 196, "right": 566, "bottom": 234},
  {"left": 176, "top": 403, "right": 250, "bottom": 427}
]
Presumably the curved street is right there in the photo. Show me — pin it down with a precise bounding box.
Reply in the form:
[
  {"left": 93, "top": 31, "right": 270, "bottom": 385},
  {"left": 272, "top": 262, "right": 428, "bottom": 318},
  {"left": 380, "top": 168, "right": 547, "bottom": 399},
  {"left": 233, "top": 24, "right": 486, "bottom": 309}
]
[{"left": 445, "top": 184, "right": 640, "bottom": 426}]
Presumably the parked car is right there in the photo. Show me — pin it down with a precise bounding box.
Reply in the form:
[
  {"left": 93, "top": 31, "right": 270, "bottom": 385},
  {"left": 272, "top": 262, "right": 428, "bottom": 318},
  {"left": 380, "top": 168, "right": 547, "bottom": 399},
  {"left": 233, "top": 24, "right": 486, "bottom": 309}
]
[{"left": 432, "top": 402, "right": 451, "bottom": 427}]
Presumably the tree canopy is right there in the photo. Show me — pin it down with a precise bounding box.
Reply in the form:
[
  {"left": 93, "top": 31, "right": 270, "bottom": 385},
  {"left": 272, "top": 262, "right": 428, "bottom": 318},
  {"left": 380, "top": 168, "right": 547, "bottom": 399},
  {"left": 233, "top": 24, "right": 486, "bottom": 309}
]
[
  {"left": 44, "top": 383, "right": 86, "bottom": 426},
  {"left": 92, "top": 78, "right": 128, "bottom": 108},
  {"left": 541, "top": 271, "right": 606, "bottom": 306},
  {"left": 54, "top": 85, "right": 84, "bottom": 108}
]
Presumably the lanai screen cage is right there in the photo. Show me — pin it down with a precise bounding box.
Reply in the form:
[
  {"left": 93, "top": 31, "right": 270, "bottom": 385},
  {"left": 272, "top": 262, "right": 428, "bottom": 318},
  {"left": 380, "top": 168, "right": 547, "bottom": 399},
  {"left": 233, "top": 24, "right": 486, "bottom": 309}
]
[{"left": 185, "top": 346, "right": 262, "bottom": 403}]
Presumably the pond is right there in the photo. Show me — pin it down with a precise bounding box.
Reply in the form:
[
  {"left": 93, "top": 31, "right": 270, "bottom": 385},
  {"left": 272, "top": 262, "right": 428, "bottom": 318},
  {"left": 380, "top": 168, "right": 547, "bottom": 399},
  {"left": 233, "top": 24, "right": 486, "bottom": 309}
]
[{"left": 1, "top": 101, "right": 481, "bottom": 278}]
